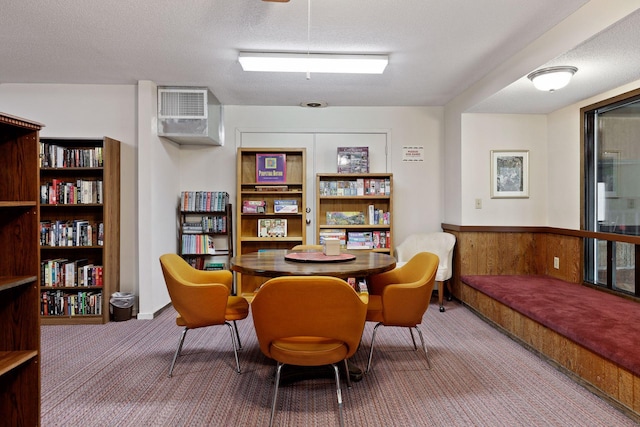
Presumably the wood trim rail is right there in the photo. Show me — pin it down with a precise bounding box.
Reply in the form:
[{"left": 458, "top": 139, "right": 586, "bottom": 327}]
[{"left": 441, "top": 223, "right": 640, "bottom": 245}]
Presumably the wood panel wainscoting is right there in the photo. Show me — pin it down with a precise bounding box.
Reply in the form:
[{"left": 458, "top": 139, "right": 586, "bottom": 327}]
[{"left": 440, "top": 224, "right": 640, "bottom": 418}]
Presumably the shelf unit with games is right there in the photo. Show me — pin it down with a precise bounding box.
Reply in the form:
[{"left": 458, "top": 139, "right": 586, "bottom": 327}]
[
  {"left": 178, "top": 191, "right": 232, "bottom": 270},
  {"left": 316, "top": 173, "right": 393, "bottom": 254},
  {"left": 236, "top": 147, "right": 306, "bottom": 296},
  {"left": 0, "top": 113, "right": 42, "bottom": 424},
  {"left": 39, "top": 137, "right": 120, "bottom": 324}
]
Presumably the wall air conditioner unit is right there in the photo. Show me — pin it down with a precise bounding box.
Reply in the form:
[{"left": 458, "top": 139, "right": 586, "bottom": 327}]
[{"left": 157, "top": 87, "right": 224, "bottom": 146}]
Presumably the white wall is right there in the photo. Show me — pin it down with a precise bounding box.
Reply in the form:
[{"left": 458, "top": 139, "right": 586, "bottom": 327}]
[
  {"left": 443, "top": 1, "right": 639, "bottom": 226},
  {"left": 0, "top": 83, "right": 138, "bottom": 297},
  {"left": 137, "top": 81, "right": 181, "bottom": 319},
  {"left": 179, "top": 106, "right": 445, "bottom": 247},
  {"left": 546, "top": 77, "right": 640, "bottom": 229},
  {"left": 461, "top": 114, "right": 548, "bottom": 225}
]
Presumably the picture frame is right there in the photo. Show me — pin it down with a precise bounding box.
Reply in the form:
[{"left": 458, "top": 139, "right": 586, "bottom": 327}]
[
  {"left": 600, "top": 150, "right": 619, "bottom": 198},
  {"left": 490, "top": 150, "right": 529, "bottom": 198}
]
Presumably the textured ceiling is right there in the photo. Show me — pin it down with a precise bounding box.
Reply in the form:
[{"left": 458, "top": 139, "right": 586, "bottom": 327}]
[{"left": 1, "top": 1, "right": 639, "bottom": 113}]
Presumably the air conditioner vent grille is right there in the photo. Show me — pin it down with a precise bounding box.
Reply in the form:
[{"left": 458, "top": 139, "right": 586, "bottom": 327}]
[{"left": 159, "top": 90, "right": 206, "bottom": 118}]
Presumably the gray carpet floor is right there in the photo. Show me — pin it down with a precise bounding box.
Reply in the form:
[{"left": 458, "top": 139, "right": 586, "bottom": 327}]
[{"left": 40, "top": 299, "right": 639, "bottom": 426}]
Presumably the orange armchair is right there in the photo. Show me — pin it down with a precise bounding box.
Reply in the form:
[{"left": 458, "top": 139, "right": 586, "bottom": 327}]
[
  {"left": 159, "top": 254, "right": 249, "bottom": 376},
  {"left": 365, "top": 251, "right": 439, "bottom": 373},
  {"left": 251, "top": 275, "right": 367, "bottom": 427}
]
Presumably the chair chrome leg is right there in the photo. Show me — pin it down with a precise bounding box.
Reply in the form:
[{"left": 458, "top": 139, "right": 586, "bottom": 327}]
[
  {"left": 269, "top": 362, "right": 284, "bottom": 427},
  {"left": 409, "top": 327, "right": 418, "bottom": 350},
  {"left": 168, "top": 327, "right": 188, "bottom": 378},
  {"left": 366, "top": 322, "right": 382, "bottom": 374},
  {"left": 232, "top": 320, "right": 243, "bottom": 350},
  {"left": 224, "top": 321, "right": 241, "bottom": 374},
  {"left": 342, "top": 359, "right": 352, "bottom": 388},
  {"left": 332, "top": 363, "right": 345, "bottom": 427},
  {"left": 413, "top": 326, "right": 431, "bottom": 370}
]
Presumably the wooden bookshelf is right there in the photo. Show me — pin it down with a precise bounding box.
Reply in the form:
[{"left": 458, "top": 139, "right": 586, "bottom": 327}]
[
  {"left": 236, "top": 147, "right": 306, "bottom": 296},
  {"left": 316, "top": 173, "right": 394, "bottom": 255},
  {"left": 39, "top": 137, "right": 120, "bottom": 324},
  {"left": 0, "top": 113, "right": 42, "bottom": 425},
  {"left": 179, "top": 191, "right": 233, "bottom": 270}
]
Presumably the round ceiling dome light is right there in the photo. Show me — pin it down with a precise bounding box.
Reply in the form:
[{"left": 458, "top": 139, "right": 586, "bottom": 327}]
[
  {"left": 527, "top": 66, "right": 578, "bottom": 92},
  {"left": 300, "top": 101, "right": 328, "bottom": 108}
]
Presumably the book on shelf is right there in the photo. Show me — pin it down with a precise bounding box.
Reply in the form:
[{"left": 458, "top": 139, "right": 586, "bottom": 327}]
[
  {"left": 255, "top": 185, "right": 289, "bottom": 192},
  {"left": 41, "top": 290, "right": 103, "bottom": 316},
  {"left": 274, "top": 199, "right": 298, "bottom": 213},
  {"left": 256, "top": 153, "right": 287, "bottom": 183},
  {"left": 40, "top": 220, "right": 101, "bottom": 247},
  {"left": 337, "top": 146, "right": 369, "bottom": 173},
  {"left": 363, "top": 178, "right": 391, "bottom": 196},
  {"left": 318, "top": 179, "right": 365, "bottom": 196},
  {"left": 181, "top": 234, "right": 216, "bottom": 254},
  {"left": 346, "top": 231, "right": 374, "bottom": 249},
  {"left": 180, "top": 191, "right": 228, "bottom": 212},
  {"left": 326, "top": 211, "right": 365, "bottom": 225},
  {"left": 366, "top": 205, "right": 390, "bottom": 225},
  {"left": 258, "top": 218, "right": 287, "bottom": 237},
  {"left": 40, "top": 142, "right": 104, "bottom": 168},
  {"left": 41, "top": 179, "right": 103, "bottom": 205},
  {"left": 242, "top": 200, "right": 266, "bottom": 213},
  {"left": 319, "top": 229, "right": 347, "bottom": 248},
  {"left": 204, "top": 262, "right": 226, "bottom": 271}
]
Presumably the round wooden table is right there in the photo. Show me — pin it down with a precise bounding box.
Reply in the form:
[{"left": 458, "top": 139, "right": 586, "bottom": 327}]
[{"left": 230, "top": 249, "right": 396, "bottom": 279}]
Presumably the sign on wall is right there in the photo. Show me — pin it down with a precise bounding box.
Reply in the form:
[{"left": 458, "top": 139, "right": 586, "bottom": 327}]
[{"left": 402, "top": 146, "right": 424, "bottom": 162}]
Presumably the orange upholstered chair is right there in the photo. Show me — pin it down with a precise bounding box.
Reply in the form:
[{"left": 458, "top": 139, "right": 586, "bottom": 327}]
[
  {"left": 251, "top": 275, "right": 367, "bottom": 427},
  {"left": 159, "top": 253, "right": 249, "bottom": 376},
  {"left": 365, "top": 251, "right": 439, "bottom": 373}
]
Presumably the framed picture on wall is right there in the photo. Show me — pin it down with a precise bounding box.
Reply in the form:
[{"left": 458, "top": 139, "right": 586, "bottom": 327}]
[{"left": 490, "top": 150, "right": 529, "bottom": 198}]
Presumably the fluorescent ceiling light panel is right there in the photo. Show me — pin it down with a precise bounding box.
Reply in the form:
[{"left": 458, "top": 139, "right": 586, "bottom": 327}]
[{"left": 238, "top": 52, "right": 389, "bottom": 74}]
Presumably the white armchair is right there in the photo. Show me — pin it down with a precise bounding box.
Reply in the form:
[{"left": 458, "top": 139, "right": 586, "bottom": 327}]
[{"left": 394, "top": 232, "right": 456, "bottom": 312}]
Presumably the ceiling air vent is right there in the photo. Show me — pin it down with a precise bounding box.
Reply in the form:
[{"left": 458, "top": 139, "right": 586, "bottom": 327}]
[{"left": 157, "top": 87, "right": 224, "bottom": 146}]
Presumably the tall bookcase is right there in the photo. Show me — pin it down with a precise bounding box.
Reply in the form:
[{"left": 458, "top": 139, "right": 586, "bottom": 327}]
[
  {"left": 316, "top": 173, "right": 394, "bottom": 254},
  {"left": 178, "top": 191, "right": 232, "bottom": 270},
  {"left": 0, "top": 113, "right": 42, "bottom": 425},
  {"left": 236, "top": 147, "right": 306, "bottom": 295},
  {"left": 39, "top": 137, "right": 120, "bottom": 324}
]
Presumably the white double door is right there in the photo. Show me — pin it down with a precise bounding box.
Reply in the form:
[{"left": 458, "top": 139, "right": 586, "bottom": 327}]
[{"left": 239, "top": 131, "right": 389, "bottom": 244}]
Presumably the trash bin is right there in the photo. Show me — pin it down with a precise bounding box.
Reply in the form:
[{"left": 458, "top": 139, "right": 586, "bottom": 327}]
[{"left": 110, "top": 292, "right": 135, "bottom": 321}]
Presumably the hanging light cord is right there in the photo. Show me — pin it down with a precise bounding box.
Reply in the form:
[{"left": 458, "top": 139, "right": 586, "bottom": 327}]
[{"left": 307, "top": 0, "right": 311, "bottom": 79}]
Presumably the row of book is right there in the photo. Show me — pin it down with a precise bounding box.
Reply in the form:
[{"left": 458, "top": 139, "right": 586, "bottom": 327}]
[
  {"left": 40, "top": 142, "right": 104, "bottom": 168},
  {"left": 41, "top": 290, "right": 103, "bottom": 316},
  {"left": 367, "top": 205, "right": 391, "bottom": 225},
  {"left": 181, "top": 234, "right": 217, "bottom": 255},
  {"left": 41, "top": 258, "right": 103, "bottom": 287},
  {"left": 318, "top": 178, "right": 391, "bottom": 197},
  {"left": 183, "top": 257, "right": 227, "bottom": 270},
  {"left": 41, "top": 179, "right": 103, "bottom": 205},
  {"left": 181, "top": 191, "right": 229, "bottom": 212},
  {"left": 40, "top": 220, "right": 104, "bottom": 247},
  {"left": 319, "top": 229, "right": 391, "bottom": 250},
  {"left": 182, "top": 216, "right": 227, "bottom": 234},
  {"left": 347, "top": 231, "right": 391, "bottom": 250}
]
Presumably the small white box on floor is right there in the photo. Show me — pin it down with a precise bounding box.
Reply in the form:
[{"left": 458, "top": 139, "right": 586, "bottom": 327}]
[{"left": 323, "top": 238, "right": 341, "bottom": 256}]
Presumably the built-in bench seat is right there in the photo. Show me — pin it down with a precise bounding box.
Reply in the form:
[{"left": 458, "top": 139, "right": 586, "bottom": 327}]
[
  {"left": 459, "top": 274, "right": 640, "bottom": 417},
  {"left": 461, "top": 274, "right": 640, "bottom": 377}
]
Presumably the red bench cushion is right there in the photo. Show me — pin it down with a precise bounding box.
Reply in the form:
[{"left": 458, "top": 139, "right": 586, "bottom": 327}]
[{"left": 461, "top": 274, "right": 640, "bottom": 376}]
